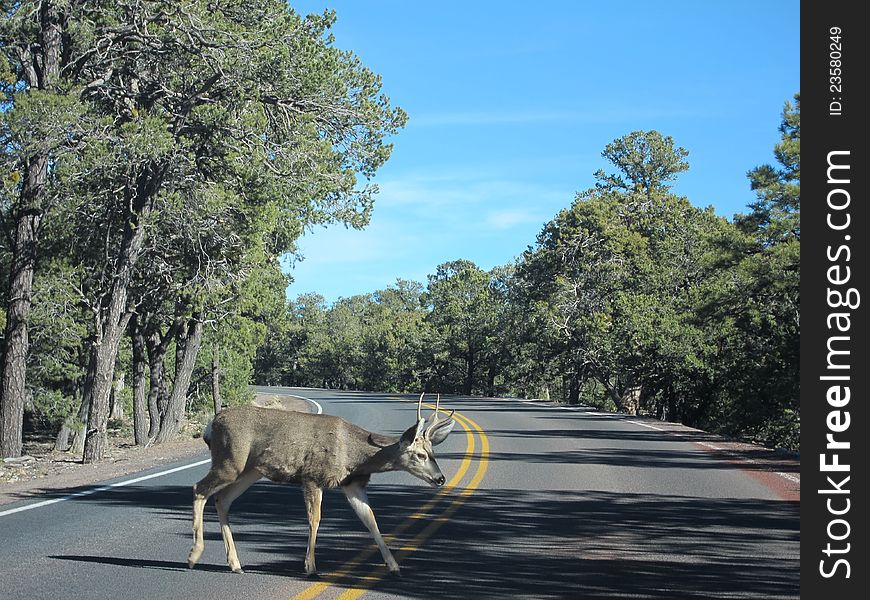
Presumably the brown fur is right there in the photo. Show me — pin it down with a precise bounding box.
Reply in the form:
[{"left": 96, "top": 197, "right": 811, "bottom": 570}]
[{"left": 187, "top": 402, "right": 455, "bottom": 576}]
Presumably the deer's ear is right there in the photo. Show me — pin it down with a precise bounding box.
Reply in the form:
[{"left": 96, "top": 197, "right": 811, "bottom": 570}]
[
  {"left": 400, "top": 418, "right": 426, "bottom": 447},
  {"left": 426, "top": 418, "right": 456, "bottom": 446},
  {"left": 368, "top": 433, "right": 394, "bottom": 448}
]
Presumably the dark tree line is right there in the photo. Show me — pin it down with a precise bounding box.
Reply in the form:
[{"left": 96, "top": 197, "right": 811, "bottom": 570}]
[
  {"left": 0, "top": 1, "right": 405, "bottom": 461},
  {"left": 0, "top": 1, "right": 798, "bottom": 461},
  {"left": 256, "top": 98, "right": 800, "bottom": 449}
]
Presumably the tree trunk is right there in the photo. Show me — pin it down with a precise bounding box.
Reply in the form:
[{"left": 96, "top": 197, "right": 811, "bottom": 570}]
[
  {"left": 155, "top": 312, "right": 204, "bottom": 443},
  {"left": 175, "top": 316, "right": 187, "bottom": 383},
  {"left": 623, "top": 385, "right": 641, "bottom": 416},
  {"left": 567, "top": 374, "right": 581, "bottom": 405},
  {"left": 58, "top": 339, "right": 98, "bottom": 454},
  {"left": 599, "top": 375, "right": 626, "bottom": 412},
  {"left": 463, "top": 347, "right": 474, "bottom": 396},
  {"left": 109, "top": 372, "right": 125, "bottom": 421},
  {"left": 82, "top": 177, "right": 158, "bottom": 463},
  {"left": 0, "top": 204, "right": 40, "bottom": 458},
  {"left": 0, "top": 0, "right": 62, "bottom": 459},
  {"left": 55, "top": 375, "right": 81, "bottom": 451},
  {"left": 54, "top": 425, "right": 70, "bottom": 453},
  {"left": 146, "top": 356, "right": 163, "bottom": 438},
  {"left": 81, "top": 161, "right": 170, "bottom": 463},
  {"left": 83, "top": 320, "right": 128, "bottom": 463},
  {"left": 485, "top": 362, "right": 497, "bottom": 398},
  {"left": 147, "top": 343, "right": 165, "bottom": 438},
  {"left": 144, "top": 318, "right": 181, "bottom": 439},
  {"left": 67, "top": 391, "right": 91, "bottom": 455},
  {"left": 211, "top": 342, "right": 222, "bottom": 415},
  {"left": 130, "top": 317, "right": 148, "bottom": 445},
  {"left": 600, "top": 376, "right": 641, "bottom": 416},
  {"left": 54, "top": 390, "right": 86, "bottom": 452},
  {"left": 57, "top": 399, "right": 83, "bottom": 453}
]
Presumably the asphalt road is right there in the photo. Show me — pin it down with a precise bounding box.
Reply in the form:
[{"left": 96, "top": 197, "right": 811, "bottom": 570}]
[{"left": 0, "top": 387, "right": 799, "bottom": 599}]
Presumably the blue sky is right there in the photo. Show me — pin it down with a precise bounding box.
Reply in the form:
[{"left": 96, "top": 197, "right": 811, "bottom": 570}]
[{"left": 289, "top": 0, "right": 800, "bottom": 303}]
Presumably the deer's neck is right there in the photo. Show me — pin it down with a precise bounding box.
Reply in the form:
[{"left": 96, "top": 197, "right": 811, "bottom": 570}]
[{"left": 352, "top": 440, "right": 403, "bottom": 476}]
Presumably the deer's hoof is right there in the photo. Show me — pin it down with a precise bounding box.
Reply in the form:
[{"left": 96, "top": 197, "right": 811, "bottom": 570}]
[
  {"left": 388, "top": 568, "right": 402, "bottom": 579},
  {"left": 305, "top": 560, "right": 318, "bottom": 578},
  {"left": 187, "top": 547, "right": 203, "bottom": 568},
  {"left": 232, "top": 567, "right": 245, "bottom": 574},
  {"left": 305, "top": 571, "right": 320, "bottom": 579}
]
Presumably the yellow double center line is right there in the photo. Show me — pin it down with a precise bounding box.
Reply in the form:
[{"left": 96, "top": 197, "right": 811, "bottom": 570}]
[{"left": 292, "top": 403, "right": 489, "bottom": 600}]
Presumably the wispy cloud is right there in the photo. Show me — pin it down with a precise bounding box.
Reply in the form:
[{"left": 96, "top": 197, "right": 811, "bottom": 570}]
[
  {"left": 293, "top": 222, "right": 407, "bottom": 266},
  {"left": 287, "top": 168, "right": 574, "bottom": 301},
  {"left": 485, "top": 208, "right": 547, "bottom": 230},
  {"left": 376, "top": 176, "right": 566, "bottom": 212},
  {"left": 410, "top": 107, "right": 712, "bottom": 128}
]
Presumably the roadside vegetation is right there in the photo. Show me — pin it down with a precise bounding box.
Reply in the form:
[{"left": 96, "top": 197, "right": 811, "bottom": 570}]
[
  {"left": 254, "top": 104, "right": 800, "bottom": 451},
  {"left": 0, "top": 1, "right": 405, "bottom": 461},
  {"left": 1, "top": 1, "right": 799, "bottom": 463}
]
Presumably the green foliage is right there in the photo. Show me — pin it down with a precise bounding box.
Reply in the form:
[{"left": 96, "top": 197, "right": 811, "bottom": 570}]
[
  {"left": 424, "top": 260, "right": 502, "bottom": 394},
  {"left": 517, "top": 173, "right": 730, "bottom": 416},
  {"left": 24, "top": 257, "right": 88, "bottom": 426},
  {"left": 1, "top": 1, "right": 405, "bottom": 447},
  {"left": 29, "top": 388, "right": 78, "bottom": 429},
  {"left": 698, "top": 95, "right": 800, "bottom": 448},
  {"left": 739, "top": 95, "right": 800, "bottom": 246},
  {"left": 594, "top": 130, "right": 689, "bottom": 196},
  {"left": 255, "top": 280, "right": 434, "bottom": 393},
  {"left": 1, "top": 89, "right": 86, "bottom": 159},
  {"left": 0, "top": 1, "right": 798, "bottom": 453},
  {"left": 261, "top": 113, "right": 800, "bottom": 450}
]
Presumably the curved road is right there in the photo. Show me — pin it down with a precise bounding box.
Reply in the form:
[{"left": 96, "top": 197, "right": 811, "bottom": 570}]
[{"left": 0, "top": 387, "right": 799, "bottom": 599}]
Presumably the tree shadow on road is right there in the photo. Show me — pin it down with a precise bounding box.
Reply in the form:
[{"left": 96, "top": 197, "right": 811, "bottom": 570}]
[
  {"left": 43, "top": 478, "right": 799, "bottom": 600},
  {"left": 462, "top": 446, "right": 797, "bottom": 473}
]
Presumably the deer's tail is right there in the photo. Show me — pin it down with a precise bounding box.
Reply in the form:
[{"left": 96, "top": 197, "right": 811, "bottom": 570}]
[{"left": 202, "top": 420, "right": 213, "bottom": 448}]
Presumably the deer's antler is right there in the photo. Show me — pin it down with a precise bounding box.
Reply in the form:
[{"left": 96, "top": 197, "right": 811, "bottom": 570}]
[
  {"left": 431, "top": 393, "right": 454, "bottom": 422},
  {"left": 423, "top": 393, "right": 455, "bottom": 442}
]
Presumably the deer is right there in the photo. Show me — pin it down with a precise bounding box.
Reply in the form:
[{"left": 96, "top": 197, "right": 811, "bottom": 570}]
[{"left": 186, "top": 393, "right": 455, "bottom": 577}]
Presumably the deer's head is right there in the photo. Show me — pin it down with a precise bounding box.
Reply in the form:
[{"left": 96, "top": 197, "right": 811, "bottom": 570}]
[{"left": 397, "top": 393, "right": 456, "bottom": 487}]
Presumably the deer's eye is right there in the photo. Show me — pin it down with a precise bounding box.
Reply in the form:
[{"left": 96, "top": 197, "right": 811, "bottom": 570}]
[{"left": 415, "top": 452, "right": 428, "bottom": 461}]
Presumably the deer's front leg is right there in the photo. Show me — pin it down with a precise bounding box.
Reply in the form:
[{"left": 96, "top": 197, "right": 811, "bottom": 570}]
[
  {"left": 302, "top": 481, "right": 323, "bottom": 576},
  {"left": 214, "top": 469, "right": 262, "bottom": 573},
  {"left": 342, "top": 479, "right": 400, "bottom": 575}
]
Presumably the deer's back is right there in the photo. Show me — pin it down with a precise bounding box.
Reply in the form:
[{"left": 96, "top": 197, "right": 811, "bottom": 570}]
[{"left": 208, "top": 405, "right": 370, "bottom": 488}]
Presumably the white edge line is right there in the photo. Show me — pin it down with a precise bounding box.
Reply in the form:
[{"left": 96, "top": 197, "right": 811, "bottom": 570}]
[
  {"left": 0, "top": 458, "right": 212, "bottom": 518},
  {"left": 626, "top": 419, "right": 667, "bottom": 432},
  {"left": 776, "top": 472, "right": 801, "bottom": 483},
  {"left": 262, "top": 390, "right": 322, "bottom": 415},
  {"left": 300, "top": 395, "right": 323, "bottom": 414},
  {"left": 1, "top": 390, "right": 321, "bottom": 518}
]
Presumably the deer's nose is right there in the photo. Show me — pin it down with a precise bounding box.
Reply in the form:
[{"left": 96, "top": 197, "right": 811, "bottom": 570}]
[{"left": 435, "top": 475, "right": 446, "bottom": 486}]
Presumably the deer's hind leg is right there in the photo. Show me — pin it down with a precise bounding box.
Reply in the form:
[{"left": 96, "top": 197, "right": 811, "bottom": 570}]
[
  {"left": 214, "top": 469, "right": 262, "bottom": 573},
  {"left": 302, "top": 481, "right": 323, "bottom": 576}
]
